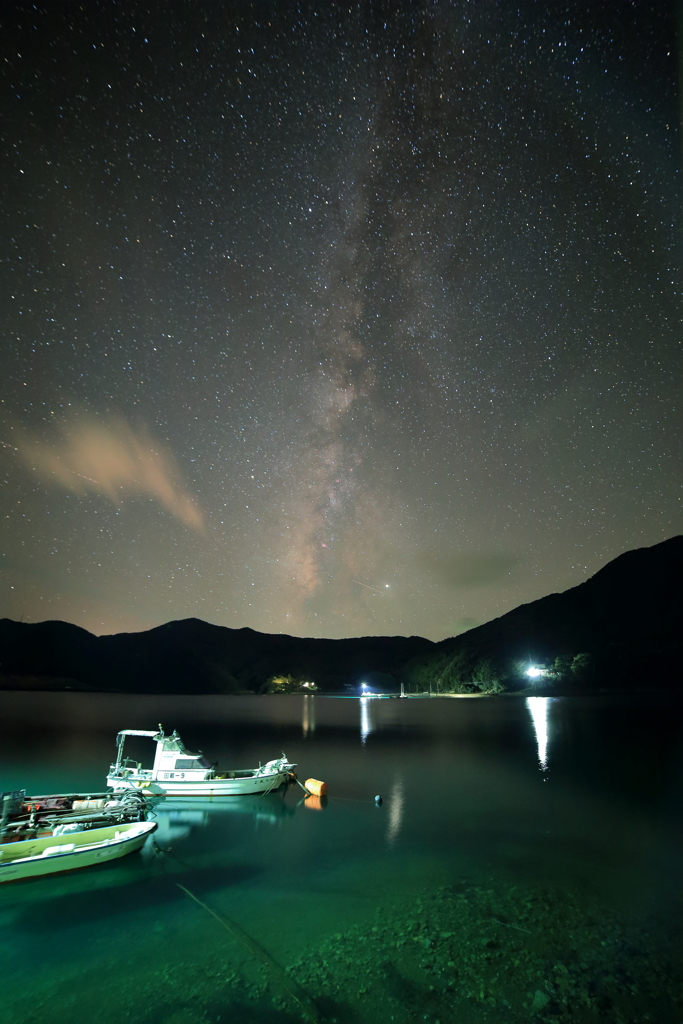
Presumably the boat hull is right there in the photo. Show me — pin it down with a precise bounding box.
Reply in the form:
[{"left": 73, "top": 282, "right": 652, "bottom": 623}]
[
  {"left": 0, "top": 821, "right": 157, "bottom": 883},
  {"left": 106, "top": 769, "right": 290, "bottom": 797}
]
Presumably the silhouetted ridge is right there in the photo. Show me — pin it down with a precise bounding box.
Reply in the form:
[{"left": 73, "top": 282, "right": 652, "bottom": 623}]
[
  {"left": 1, "top": 536, "right": 681, "bottom": 693},
  {"left": 0, "top": 616, "right": 434, "bottom": 694},
  {"left": 403, "top": 535, "right": 683, "bottom": 692}
]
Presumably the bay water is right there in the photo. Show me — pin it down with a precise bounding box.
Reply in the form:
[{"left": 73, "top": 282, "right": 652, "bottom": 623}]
[{"left": 1, "top": 691, "right": 681, "bottom": 1024}]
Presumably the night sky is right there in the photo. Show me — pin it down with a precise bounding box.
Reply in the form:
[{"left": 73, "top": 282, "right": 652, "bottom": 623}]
[{"left": 1, "top": 2, "right": 681, "bottom": 641}]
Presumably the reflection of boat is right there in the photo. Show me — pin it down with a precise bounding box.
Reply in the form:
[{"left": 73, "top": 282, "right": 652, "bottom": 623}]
[
  {"left": 0, "top": 821, "right": 156, "bottom": 884},
  {"left": 0, "top": 790, "right": 147, "bottom": 843},
  {"left": 146, "top": 793, "right": 295, "bottom": 845},
  {"left": 107, "top": 726, "right": 296, "bottom": 797}
]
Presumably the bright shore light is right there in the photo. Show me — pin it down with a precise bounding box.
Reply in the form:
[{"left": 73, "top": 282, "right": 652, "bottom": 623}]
[{"left": 526, "top": 666, "right": 546, "bottom": 679}]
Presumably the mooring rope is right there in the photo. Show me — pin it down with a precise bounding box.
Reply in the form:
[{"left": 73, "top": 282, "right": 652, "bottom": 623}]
[
  {"left": 176, "top": 883, "right": 321, "bottom": 1024},
  {"left": 292, "top": 776, "right": 312, "bottom": 797}
]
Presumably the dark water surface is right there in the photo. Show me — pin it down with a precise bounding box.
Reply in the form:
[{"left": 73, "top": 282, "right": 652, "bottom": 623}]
[{"left": 1, "top": 692, "right": 682, "bottom": 1024}]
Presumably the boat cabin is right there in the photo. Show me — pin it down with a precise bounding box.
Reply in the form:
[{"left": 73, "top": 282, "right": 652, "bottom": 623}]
[{"left": 113, "top": 727, "right": 214, "bottom": 783}]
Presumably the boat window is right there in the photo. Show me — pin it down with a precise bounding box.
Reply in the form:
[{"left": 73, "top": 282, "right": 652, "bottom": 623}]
[{"left": 174, "top": 759, "right": 209, "bottom": 770}]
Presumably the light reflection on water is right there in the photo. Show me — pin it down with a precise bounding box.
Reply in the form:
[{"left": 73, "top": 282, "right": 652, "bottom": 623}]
[
  {"left": 526, "top": 695, "right": 551, "bottom": 771},
  {"left": 386, "top": 774, "right": 404, "bottom": 845},
  {"left": 302, "top": 693, "right": 316, "bottom": 737},
  {"left": 359, "top": 694, "right": 375, "bottom": 743},
  {"left": 0, "top": 691, "right": 681, "bottom": 1024}
]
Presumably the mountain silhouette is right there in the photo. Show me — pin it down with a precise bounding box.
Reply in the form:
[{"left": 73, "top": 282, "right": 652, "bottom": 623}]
[{"left": 1, "top": 536, "right": 681, "bottom": 694}]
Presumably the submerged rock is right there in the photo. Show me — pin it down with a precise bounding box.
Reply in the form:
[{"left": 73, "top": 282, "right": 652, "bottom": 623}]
[
  {"left": 531, "top": 989, "right": 550, "bottom": 1012},
  {"left": 287, "top": 877, "right": 683, "bottom": 1023}
]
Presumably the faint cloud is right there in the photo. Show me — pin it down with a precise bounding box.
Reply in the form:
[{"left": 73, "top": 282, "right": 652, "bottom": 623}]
[
  {"left": 18, "top": 415, "right": 203, "bottom": 530},
  {"left": 418, "top": 549, "right": 520, "bottom": 588},
  {"left": 450, "top": 616, "right": 480, "bottom": 635}
]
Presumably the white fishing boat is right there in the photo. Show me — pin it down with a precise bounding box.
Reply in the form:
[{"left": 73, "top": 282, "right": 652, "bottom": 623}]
[
  {"left": 0, "top": 820, "right": 157, "bottom": 884},
  {"left": 106, "top": 726, "right": 296, "bottom": 797}
]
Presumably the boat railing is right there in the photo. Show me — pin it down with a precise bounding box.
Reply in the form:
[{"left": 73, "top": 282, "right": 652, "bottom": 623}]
[
  {"left": 112, "top": 758, "right": 144, "bottom": 772},
  {"left": 215, "top": 770, "right": 258, "bottom": 780}
]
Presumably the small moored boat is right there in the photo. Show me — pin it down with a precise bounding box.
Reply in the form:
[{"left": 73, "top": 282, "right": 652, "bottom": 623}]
[
  {"left": 0, "top": 820, "right": 157, "bottom": 883},
  {"left": 106, "top": 726, "right": 296, "bottom": 797},
  {"left": 0, "top": 789, "right": 148, "bottom": 843}
]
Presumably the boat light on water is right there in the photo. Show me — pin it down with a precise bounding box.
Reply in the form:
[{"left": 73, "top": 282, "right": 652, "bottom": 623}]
[
  {"left": 107, "top": 725, "right": 297, "bottom": 797},
  {"left": 0, "top": 820, "right": 157, "bottom": 883}
]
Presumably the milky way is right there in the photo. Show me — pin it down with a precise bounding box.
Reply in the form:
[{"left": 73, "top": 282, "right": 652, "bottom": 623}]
[{"left": 1, "top": 2, "right": 680, "bottom": 640}]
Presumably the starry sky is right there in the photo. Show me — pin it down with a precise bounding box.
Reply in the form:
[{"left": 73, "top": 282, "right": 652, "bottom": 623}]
[{"left": 1, "top": 1, "right": 681, "bottom": 642}]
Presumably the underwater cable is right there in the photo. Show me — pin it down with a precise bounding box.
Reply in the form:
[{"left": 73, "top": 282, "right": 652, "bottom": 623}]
[{"left": 176, "top": 883, "right": 321, "bottom": 1024}]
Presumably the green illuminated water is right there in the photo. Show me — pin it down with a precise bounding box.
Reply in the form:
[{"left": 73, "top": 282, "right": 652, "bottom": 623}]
[{"left": 1, "top": 692, "right": 681, "bottom": 1023}]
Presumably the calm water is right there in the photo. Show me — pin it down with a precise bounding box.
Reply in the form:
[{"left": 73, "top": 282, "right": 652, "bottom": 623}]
[{"left": 1, "top": 692, "right": 682, "bottom": 1024}]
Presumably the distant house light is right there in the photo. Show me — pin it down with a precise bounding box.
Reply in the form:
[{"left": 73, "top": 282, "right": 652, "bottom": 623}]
[{"left": 526, "top": 666, "right": 547, "bottom": 679}]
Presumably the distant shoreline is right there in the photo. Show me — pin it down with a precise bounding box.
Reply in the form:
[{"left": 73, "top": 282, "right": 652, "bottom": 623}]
[{"left": 0, "top": 684, "right": 678, "bottom": 699}]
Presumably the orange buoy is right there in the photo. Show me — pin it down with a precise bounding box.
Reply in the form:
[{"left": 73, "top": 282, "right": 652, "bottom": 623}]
[{"left": 304, "top": 778, "right": 328, "bottom": 797}]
